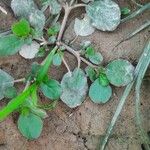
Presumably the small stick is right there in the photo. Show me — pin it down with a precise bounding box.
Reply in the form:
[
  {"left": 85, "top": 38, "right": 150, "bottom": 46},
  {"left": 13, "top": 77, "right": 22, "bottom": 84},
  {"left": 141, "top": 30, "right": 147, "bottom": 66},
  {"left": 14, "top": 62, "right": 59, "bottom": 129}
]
[
  {"left": 57, "top": 3, "right": 86, "bottom": 42},
  {"left": 0, "top": 5, "right": 7, "bottom": 15},
  {"left": 57, "top": 41, "right": 98, "bottom": 68},
  {"left": 62, "top": 57, "right": 72, "bottom": 75},
  {"left": 131, "top": 0, "right": 143, "bottom": 7}
]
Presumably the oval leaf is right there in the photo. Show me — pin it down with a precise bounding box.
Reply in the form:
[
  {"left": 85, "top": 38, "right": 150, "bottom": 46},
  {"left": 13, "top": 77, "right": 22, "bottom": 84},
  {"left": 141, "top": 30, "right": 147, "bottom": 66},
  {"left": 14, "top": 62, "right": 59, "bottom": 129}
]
[
  {"left": 74, "top": 15, "right": 95, "bottom": 36},
  {"left": 106, "top": 59, "right": 134, "bottom": 87},
  {"left": 61, "top": 68, "right": 88, "bottom": 108},
  {"left": 40, "top": 79, "right": 62, "bottom": 100},
  {"left": 0, "top": 35, "right": 24, "bottom": 56},
  {"left": 18, "top": 112, "right": 43, "bottom": 140},
  {"left": 89, "top": 79, "right": 112, "bottom": 103},
  {"left": 86, "top": 0, "right": 121, "bottom": 31},
  {"left": 19, "top": 41, "right": 40, "bottom": 59}
]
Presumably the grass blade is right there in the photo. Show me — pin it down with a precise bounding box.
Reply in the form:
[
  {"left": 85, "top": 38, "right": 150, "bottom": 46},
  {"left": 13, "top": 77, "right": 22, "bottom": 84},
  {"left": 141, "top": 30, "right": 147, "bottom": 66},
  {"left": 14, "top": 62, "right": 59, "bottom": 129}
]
[
  {"left": 0, "top": 84, "right": 37, "bottom": 121},
  {"left": 135, "top": 40, "right": 150, "bottom": 150}
]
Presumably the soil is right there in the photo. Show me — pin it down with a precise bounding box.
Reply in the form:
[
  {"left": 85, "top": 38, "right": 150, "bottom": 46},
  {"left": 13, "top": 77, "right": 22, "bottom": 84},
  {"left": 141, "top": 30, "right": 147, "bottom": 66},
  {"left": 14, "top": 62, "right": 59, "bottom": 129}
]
[{"left": 0, "top": 1, "right": 150, "bottom": 150}]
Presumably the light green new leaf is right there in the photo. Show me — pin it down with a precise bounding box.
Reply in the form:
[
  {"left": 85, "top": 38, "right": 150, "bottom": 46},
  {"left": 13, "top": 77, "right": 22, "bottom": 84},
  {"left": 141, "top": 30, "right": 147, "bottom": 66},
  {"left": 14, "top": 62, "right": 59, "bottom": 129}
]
[
  {"left": 89, "top": 79, "right": 112, "bottom": 104},
  {"left": 0, "top": 35, "right": 25, "bottom": 56},
  {"left": 40, "top": 79, "right": 62, "bottom": 100},
  {"left": 61, "top": 68, "right": 88, "bottom": 108},
  {"left": 12, "top": 19, "right": 31, "bottom": 37},
  {"left": 0, "top": 69, "right": 14, "bottom": 100},
  {"left": 99, "top": 73, "right": 109, "bottom": 87},
  {"left": 106, "top": 59, "right": 134, "bottom": 87},
  {"left": 74, "top": 15, "right": 95, "bottom": 36},
  {"left": 18, "top": 112, "right": 43, "bottom": 140},
  {"left": 86, "top": 0, "right": 121, "bottom": 31}
]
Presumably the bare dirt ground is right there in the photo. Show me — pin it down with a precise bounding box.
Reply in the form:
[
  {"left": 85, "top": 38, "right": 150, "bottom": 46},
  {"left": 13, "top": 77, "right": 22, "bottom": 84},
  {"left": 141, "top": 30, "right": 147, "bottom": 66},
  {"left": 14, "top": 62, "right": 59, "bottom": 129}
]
[{"left": 0, "top": 1, "right": 150, "bottom": 150}]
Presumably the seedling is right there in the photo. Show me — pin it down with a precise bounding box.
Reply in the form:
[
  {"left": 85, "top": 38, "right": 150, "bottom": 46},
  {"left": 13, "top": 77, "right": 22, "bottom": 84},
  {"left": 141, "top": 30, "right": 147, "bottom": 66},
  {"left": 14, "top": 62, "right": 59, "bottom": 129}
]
[{"left": 0, "top": 0, "right": 149, "bottom": 149}]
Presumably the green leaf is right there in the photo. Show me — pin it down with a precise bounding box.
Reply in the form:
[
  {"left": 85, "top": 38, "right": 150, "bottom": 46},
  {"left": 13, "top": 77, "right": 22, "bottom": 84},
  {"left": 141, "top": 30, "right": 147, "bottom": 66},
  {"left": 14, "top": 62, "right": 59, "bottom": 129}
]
[
  {"left": 89, "top": 52, "right": 103, "bottom": 65},
  {"left": 86, "top": 0, "right": 121, "bottom": 31},
  {"left": 74, "top": 15, "right": 95, "bottom": 36},
  {"left": 42, "top": 0, "right": 61, "bottom": 15},
  {"left": 4, "top": 87, "right": 17, "bottom": 99},
  {"left": 106, "top": 59, "right": 134, "bottom": 87},
  {"left": 85, "top": 46, "right": 95, "bottom": 58},
  {"left": 0, "top": 69, "right": 14, "bottom": 100},
  {"left": 89, "top": 79, "right": 112, "bottom": 104},
  {"left": 47, "top": 23, "right": 60, "bottom": 36},
  {"left": 18, "top": 112, "right": 43, "bottom": 140},
  {"left": 12, "top": 19, "right": 31, "bottom": 37},
  {"left": 36, "top": 46, "right": 57, "bottom": 83},
  {"left": 52, "top": 53, "right": 62, "bottom": 66},
  {"left": 23, "top": 99, "right": 48, "bottom": 119},
  {"left": 85, "top": 66, "right": 97, "bottom": 82},
  {"left": 61, "top": 68, "right": 88, "bottom": 108},
  {"left": 99, "top": 73, "right": 109, "bottom": 87},
  {"left": 40, "top": 79, "right": 62, "bottom": 100},
  {"left": 0, "top": 35, "right": 25, "bottom": 56},
  {"left": 121, "top": 7, "right": 131, "bottom": 16}
]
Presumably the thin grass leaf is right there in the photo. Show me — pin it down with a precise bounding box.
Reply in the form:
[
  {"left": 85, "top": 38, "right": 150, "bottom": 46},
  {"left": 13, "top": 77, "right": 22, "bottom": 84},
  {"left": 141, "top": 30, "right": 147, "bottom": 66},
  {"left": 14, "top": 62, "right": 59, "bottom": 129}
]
[
  {"left": 99, "top": 39, "right": 150, "bottom": 150},
  {"left": 112, "top": 21, "right": 150, "bottom": 51},
  {"left": 0, "top": 83, "right": 37, "bottom": 121},
  {"left": 36, "top": 46, "right": 57, "bottom": 82},
  {"left": 121, "top": 3, "right": 150, "bottom": 23},
  {"left": 135, "top": 40, "right": 150, "bottom": 150}
]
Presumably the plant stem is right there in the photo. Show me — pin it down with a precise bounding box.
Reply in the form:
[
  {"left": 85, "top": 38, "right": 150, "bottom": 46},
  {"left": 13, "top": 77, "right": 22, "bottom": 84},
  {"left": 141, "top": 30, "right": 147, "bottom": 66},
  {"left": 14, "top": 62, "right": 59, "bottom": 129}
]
[
  {"left": 57, "top": 3, "right": 86, "bottom": 42},
  {"left": 121, "top": 3, "right": 150, "bottom": 23},
  {"left": 57, "top": 3, "right": 71, "bottom": 42},
  {"left": 62, "top": 57, "right": 72, "bottom": 75}
]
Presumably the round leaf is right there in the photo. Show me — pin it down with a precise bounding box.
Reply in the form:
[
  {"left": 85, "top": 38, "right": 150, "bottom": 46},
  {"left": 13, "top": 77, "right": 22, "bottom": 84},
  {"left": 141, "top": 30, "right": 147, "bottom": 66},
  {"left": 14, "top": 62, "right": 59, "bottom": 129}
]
[
  {"left": 74, "top": 15, "right": 95, "bottom": 36},
  {"left": 52, "top": 53, "right": 62, "bottom": 66},
  {"left": 40, "top": 79, "right": 62, "bottom": 100},
  {"left": 86, "top": 0, "right": 121, "bottom": 31},
  {"left": 106, "top": 59, "right": 134, "bottom": 87},
  {"left": 19, "top": 41, "right": 40, "bottom": 59},
  {"left": 18, "top": 112, "right": 43, "bottom": 140},
  {"left": 61, "top": 68, "right": 88, "bottom": 108},
  {"left": 89, "top": 79, "right": 112, "bottom": 103}
]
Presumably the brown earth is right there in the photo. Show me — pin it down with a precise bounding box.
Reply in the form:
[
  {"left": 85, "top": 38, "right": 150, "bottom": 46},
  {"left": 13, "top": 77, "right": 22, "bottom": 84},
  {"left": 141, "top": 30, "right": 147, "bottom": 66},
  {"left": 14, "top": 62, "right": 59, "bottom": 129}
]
[{"left": 0, "top": 1, "right": 150, "bottom": 150}]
